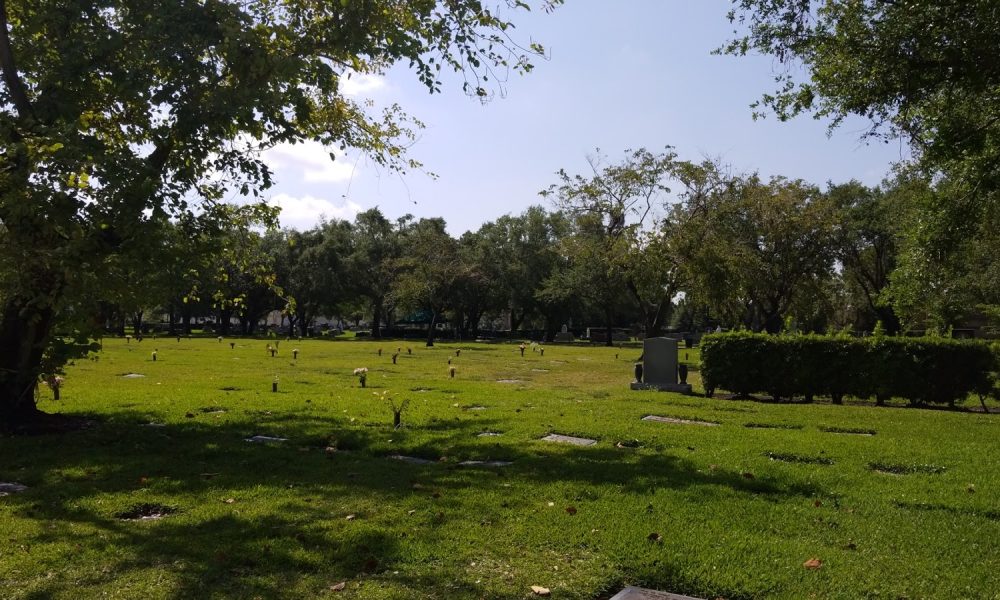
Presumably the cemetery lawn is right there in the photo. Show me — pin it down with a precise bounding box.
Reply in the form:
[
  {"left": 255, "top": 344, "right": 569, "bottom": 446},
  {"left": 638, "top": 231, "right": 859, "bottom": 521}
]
[{"left": 2, "top": 339, "right": 999, "bottom": 600}]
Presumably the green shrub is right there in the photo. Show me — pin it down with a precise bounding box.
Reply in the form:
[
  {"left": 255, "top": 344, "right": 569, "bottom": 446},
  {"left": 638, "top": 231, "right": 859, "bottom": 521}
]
[{"left": 701, "top": 332, "right": 994, "bottom": 406}]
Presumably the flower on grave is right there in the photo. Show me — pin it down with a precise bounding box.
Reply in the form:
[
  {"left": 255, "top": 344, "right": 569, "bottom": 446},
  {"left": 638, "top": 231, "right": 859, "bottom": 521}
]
[
  {"left": 353, "top": 367, "right": 369, "bottom": 387},
  {"left": 519, "top": 343, "right": 526, "bottom": 356}
]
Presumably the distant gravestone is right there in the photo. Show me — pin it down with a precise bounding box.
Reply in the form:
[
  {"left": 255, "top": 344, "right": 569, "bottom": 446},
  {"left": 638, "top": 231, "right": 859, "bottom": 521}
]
[
  {"left": 630, "top": 337, "right": 692, "bottom": 394},
  {"left": 554, "top": 324, "right": 574, "bottom": 342}
]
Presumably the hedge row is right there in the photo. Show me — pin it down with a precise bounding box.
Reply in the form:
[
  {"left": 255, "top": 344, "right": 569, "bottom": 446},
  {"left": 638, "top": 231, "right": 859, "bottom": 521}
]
[{"left": 700, "top": 332, "right": 997, "bottom": 406}]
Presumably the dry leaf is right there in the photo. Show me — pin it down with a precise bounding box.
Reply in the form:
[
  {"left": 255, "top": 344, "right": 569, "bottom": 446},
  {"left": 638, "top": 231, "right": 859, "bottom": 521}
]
[
  {"left": 223, "top": 498, "right": 235, "bottom": 504},
  {"left": 530, "top": 585, "right": 551, "bottom": 596},
  {"left": 345, "top": 514, "right": 356, "bottom": 521},
  {"left": 329, "top": 581, "right": 346, "bottom": 591},
  {"left": 407, "top": 509, "right": 416, "bottom": 515},
  {"left": 803, "top": 557, "right": 822, "bottom": 569},
  {"left": 565, "top": 506, "right": 577, "bottom": 516},
  {"left": 547, "top": 501, "right": 554, "bottom": 507},
  {"left": 742, "top": 472, "right": 755, "bottom": 480},
  {"left": 648, "top": 532, "right": 662, "bottom": 543},
  {"left": 813, "top": 500, "right": 822, "bottom": 508}
]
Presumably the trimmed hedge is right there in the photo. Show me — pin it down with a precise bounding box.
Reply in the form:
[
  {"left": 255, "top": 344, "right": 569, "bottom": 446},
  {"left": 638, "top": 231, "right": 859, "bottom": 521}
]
[{"left": 701, "top": 331, "right": 996, "bottom": 406}]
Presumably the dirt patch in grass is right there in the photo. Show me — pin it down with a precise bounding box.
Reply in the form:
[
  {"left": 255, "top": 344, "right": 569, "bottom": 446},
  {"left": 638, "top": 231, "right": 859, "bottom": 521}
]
[
  {"left": 820, "top": 426, "right": 876, "bottom": 436},
  {"left": 870, "top": 462, "right": 946, "bottom": 475}
]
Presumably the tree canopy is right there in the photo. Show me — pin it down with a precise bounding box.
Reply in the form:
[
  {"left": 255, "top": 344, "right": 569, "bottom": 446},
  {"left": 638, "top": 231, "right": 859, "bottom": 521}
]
[
  {"left": 723, "top": 0, "right": 1000, "bottom": 189},
  {"left": 0, "top": 0, "right": 561, "bottom": 431}
]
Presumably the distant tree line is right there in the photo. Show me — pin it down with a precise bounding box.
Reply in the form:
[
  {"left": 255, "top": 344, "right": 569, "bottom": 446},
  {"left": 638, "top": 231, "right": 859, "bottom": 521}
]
[{"left": 100, "top": 150, "right": 998, "bottom": 345}]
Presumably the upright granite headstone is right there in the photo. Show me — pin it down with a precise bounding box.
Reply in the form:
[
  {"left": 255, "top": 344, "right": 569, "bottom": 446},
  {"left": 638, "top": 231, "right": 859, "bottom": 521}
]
[{"left": 630, "top": 337, "right": 692, "bottom": 394}]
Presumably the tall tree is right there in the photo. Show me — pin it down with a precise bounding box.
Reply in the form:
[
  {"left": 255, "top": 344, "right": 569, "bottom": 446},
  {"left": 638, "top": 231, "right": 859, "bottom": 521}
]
[
  {"left": 350, "top": 209, "right": 407, "bottom": 339},
  {"left": 393, "top": 218, "right": 462, "bottom": 347},
  {"left": 0, "top": 0, "right": 559, "bottom": 431},
  {"left": 541, "top": 148, "right": 678, "bottom": 345},
  {"left": 678, "top": 171, "right": 838, "bottom": 333}
]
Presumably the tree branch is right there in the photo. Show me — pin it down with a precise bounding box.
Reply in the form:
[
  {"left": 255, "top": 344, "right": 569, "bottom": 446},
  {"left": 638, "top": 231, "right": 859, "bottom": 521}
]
[{"left": 0, "top": 0, "right": 33, "bottom": 120}]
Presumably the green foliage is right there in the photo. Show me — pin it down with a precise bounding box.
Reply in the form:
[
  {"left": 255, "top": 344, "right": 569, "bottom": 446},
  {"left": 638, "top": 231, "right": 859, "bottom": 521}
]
[
  {"left": 722, "top": 0, "right": 1000, "bottom": 190},
  {"left": 701, "top": 331, "right": 996, "bottom": 405}
]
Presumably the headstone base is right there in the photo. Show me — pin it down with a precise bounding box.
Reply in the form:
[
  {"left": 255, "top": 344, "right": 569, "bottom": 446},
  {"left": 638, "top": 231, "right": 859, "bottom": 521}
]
[{"left": 630, "top": 382, "right": 693, "bottom": 394}]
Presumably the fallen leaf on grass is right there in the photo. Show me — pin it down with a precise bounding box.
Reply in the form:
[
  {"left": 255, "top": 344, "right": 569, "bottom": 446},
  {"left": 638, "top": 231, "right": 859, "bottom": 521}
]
[
  {"left": 814, "top": 500, "right": 822, "bottom": 508},
  {"left": 345, "top": 514, "right": 356, "bottom": 521},
  {"left": 329, "top": 581, "right": 346, "bottom": 591},
  {"left": 565, "top": 506, "right": 577, "bottom": 516},
  {"left": 648, "top": 532, "right": 662, "bottom": 543},
  {"left": 223, "top": 498, "right": 235, "bottom": 504},
  {"left": 530, "top": 585, "right": 551, "bottom": 596},
  {"left": 742, "top": 472, "right": 755, "bottom": 480},
  {"left": 803, "top": 558, "right": 822, "bottom": 569}
]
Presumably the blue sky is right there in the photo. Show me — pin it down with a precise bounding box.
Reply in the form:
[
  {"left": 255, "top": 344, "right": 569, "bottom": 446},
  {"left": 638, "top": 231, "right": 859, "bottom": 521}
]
[{"left": 262, "top": 0, "right": 911, "bottom": 235}]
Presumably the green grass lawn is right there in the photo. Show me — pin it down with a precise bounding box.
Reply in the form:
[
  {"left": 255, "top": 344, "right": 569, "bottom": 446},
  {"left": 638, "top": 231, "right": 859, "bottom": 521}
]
[{"left": 1, "top": 338, "right": 998, "bottom": 599}]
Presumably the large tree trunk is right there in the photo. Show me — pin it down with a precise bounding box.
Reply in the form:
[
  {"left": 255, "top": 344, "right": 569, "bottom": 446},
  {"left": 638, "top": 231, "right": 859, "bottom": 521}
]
[
  {"left": 131, "top": 311, "right": 143, "bottom": 336},
  {"left": 167, "top": 303, "right": 177, "bottom": 335},
  {"left": 0, "top": 296, "right": 56, "bottom": 432},
  {"left": 426, "top": 311, "right": 438, "bottom": 347},
  {"left": 371, "top": 299, "right": 383, "bottom": 339}
]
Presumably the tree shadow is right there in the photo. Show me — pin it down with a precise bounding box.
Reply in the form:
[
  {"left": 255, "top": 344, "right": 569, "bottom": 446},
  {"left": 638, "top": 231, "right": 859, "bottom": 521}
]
[{"left": 2, "top": 407, "right": 826, "bottom": 597}]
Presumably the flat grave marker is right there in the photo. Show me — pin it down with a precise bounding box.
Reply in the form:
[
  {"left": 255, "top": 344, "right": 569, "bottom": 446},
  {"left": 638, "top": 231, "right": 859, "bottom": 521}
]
[
  {"left": 0, "top": 482, "right": 28, "bottom": 496},
  {"left": 388, "top": 455, "right": 437, "bottom": 465},
  {"left": 541, "top": 433, "right": 596, "bottom": 446},
  {"left": 245, "top": 435, "right": 288, "bottom": 443},
  {"left": 642, "top": 415, "right": 718, "bottom": 427},
  {"left": 610, "top": 586, "right": 704, "bottom": 600},
  {"left": 458, "top": 460, "right": 512, "bottom": 467}
]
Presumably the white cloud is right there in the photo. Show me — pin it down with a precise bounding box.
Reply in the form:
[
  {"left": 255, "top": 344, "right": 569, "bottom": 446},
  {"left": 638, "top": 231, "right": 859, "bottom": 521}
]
[
  {"left": 340, "top": 72, "right": 386, "bottom": 96},
  {"left": 270, "top": 193, "right": 362, "bottom": 230},
  {"left": 263, "top": 140, "right": 357, "bottom": 183}
]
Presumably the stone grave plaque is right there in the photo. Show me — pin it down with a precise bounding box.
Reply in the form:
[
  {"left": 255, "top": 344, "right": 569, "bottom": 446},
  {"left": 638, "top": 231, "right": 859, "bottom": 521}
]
[
  {"left": 541, "top": 433, "right": 596, "bottom": 446},
  {"left": 642, "top": 415, "right": 718, "bottom": 427},
  {"left": 630, "top": 337, "right": 692, "bottom": 394},
  {"left": 458, "top": 460, "right": 512, "bottom": 467},
  {"left": 245, "top": 435, "right": 288, "bottom": 443},
  {"left": 0, "top": 482, "right": 28, "bottom": 496},
  {"left": 610, "top": 586, "right": 704, "bottom": 600},
  {"left": 388, "top": 454, "right": 436, "bottom": 465}
]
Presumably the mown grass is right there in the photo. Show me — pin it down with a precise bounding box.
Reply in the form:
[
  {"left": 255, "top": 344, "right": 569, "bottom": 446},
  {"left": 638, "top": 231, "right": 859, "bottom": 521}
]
[{"left": 1, "top": 338, "right": 998, "bottom": 599}]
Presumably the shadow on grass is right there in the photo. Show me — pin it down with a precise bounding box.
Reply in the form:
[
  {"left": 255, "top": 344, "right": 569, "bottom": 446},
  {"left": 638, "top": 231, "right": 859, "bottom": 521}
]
[{"left": 1, "top": 408, "right": 825, "bottom": 598}]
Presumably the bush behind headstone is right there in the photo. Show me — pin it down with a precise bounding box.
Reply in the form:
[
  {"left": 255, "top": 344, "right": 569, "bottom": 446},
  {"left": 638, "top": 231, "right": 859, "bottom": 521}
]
[{"left": 701, "top": 331, "right": 996, "bottom": 406}]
